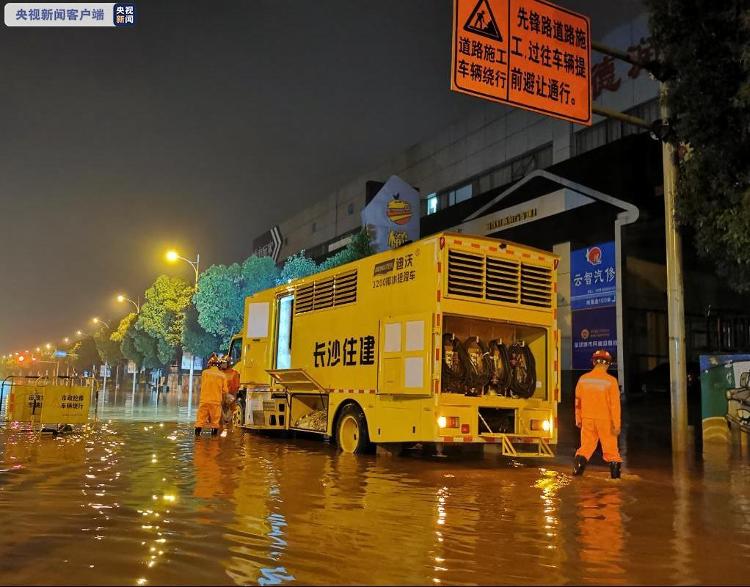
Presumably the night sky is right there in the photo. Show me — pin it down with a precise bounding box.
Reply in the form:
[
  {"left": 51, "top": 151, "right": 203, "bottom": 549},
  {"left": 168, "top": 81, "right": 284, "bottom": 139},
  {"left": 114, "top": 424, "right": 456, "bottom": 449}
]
[{"left": 0, "top": 0, "right": 643, "bottom": 352}]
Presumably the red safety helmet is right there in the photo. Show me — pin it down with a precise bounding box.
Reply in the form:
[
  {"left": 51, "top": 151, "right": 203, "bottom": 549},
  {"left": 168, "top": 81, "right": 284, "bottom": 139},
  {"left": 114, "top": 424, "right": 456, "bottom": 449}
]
[{"left": 592, "top": 349, "right": 613, "bottom": 365}]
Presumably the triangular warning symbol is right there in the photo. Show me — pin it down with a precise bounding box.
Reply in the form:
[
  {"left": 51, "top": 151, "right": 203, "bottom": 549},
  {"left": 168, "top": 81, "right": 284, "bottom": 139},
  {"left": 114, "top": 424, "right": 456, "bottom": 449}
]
[{"left": 463, "top": 0, "right": 503, "bottom": 42}]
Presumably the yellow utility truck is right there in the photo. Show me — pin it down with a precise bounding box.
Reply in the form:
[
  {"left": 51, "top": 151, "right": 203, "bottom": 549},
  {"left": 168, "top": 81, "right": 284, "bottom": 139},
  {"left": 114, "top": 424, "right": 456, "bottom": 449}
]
[{"left": 227, "top": 232, "right": 560, "bottom": 457}]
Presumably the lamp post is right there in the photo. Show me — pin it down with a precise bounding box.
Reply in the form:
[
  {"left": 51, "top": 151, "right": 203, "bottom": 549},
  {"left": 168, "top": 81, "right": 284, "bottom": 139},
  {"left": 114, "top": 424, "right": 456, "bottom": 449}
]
[
  {"left": 166, "top": 249, "right": 200, "bottom": 417},
  {"left": 117, "top": 294, "right": 141, "bottom": 395},
  {"left": 92, "top": 318, "right": 111, "bottom": 394}
]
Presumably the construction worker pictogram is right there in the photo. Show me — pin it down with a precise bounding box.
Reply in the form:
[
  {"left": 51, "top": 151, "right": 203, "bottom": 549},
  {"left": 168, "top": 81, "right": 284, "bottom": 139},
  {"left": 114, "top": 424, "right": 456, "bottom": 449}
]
[{"left": 464, "top": 0, "right": 503, "bottom": 41}]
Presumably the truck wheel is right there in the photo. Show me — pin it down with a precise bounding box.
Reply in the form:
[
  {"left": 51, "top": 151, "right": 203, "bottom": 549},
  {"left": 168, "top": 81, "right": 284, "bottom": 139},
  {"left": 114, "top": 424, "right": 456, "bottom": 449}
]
[{"left": 336, "top": 404, "right": 372, "bottom": 454}]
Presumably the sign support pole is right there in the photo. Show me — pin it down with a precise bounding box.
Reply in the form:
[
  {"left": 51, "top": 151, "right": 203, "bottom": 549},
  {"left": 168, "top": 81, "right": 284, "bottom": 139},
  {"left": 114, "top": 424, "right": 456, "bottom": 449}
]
[
  {"left": 661, "top": 82, "right": 688, "bottom": 453},
  {"left": 591, "top": 39, "right": 688, "bottom": 453}
]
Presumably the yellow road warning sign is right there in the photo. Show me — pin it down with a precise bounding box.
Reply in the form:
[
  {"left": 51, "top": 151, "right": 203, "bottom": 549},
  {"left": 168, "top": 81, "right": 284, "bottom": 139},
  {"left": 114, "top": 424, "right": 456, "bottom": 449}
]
[
  {"left": 5, "top": 384, "right": 91, "bottom": 425},
  {"left": 451, "top": 0, "right": 592, "bottom": 125}
]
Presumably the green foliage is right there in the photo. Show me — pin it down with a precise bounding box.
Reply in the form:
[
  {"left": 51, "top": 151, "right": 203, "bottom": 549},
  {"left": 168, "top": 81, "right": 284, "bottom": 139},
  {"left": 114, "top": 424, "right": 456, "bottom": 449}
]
[
  {"left": 94, "top": 326, "right": 122, "bottom": 365},
  {"left": 318, "top": 228, "right": 374, "bottom": 271},
  {"left": 647, "top": 1, "right": 750, "bottom": 290},
  {"left": 194, "top": 263, "right": 244, "bottom": 345},
  {"left": 71, "top": 336, "right": 100, "bottom": 371},
  {"left": 241, "top": 255, "right": 280, "bottom": 296},
  {"left": 132, "top": 328, "right": 163, "bottom": 370},
  {"left": 279, "top": 251, "right": 318, "bottom": 283},
  {"left": 182, "top": 305, "right": 223, "bottom": 358},
  {"left": 137, "top": 275, "right": 193, "bottom": 365}
]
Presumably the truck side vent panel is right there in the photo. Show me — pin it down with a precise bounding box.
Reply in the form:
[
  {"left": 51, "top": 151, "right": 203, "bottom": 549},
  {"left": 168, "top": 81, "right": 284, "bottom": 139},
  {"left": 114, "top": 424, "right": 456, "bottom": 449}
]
[
  {"left": 520, "top": 264, "right": 553, "bottom": 308},
  {"left": 446, "top": 247, "right": 554, "bottom": 310},
  {"left": 295, "top": 270, "right": 358, "bottom": 315},
  {"left": 334, "top": 270, "right": 357, "bottom": 306},
  {"left": 447, "top": 250, "right": 484, "bottom": 298},
  {"left": 313, "top": 277, "right": 334, "bottom": 310},
  {"left": 295, "top": 283, "right": 314, "bottom": 314},
  {"left": 485, "top": 257, "right": 520, "bottom": 303}
]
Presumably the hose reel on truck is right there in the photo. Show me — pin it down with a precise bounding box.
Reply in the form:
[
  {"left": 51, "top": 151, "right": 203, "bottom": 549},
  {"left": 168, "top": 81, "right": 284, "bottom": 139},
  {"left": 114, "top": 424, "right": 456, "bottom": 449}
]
[
  {"left": 508, "top": 342, "right": 536, "bottom": 398},
  {"left": 440, "top": 335, "right": 537, "bottom": 397}
]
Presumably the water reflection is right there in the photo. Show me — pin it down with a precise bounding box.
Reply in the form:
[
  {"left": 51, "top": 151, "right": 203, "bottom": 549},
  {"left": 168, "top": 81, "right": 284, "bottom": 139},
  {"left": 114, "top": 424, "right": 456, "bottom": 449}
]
[{"left": 0, "top": 391, "right": 749, "bottom": 585}]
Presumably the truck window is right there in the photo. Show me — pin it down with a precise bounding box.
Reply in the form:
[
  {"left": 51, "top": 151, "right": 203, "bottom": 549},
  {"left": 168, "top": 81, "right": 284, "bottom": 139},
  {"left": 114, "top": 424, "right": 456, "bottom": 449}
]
[
  {"left": 275, "top": 294, "right": 294, "bottom": 369},
  {"left": 229, "top": 337, "right": 242, "bottom": 366}
]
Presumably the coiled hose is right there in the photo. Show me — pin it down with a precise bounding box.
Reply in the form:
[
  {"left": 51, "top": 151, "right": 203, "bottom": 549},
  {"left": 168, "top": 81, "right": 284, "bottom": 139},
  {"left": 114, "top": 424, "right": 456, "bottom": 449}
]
[
  {"left": 441, "top": 333, "right": 465, "bottom": 393},
  {"left": 509, "top": 342, "right": 536, "bottom": 398},
  {"left": 487, "top": 339, "right": 512, "bottom": 395},
  {"left": 461, "top": 336, "right": 493, "bottom": 395}
]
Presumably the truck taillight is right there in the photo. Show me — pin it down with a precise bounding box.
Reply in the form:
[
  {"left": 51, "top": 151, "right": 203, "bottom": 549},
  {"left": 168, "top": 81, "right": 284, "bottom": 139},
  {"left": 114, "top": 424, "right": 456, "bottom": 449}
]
[
  {"left": 438, "top": 416, "right": 460, "bottom": 429},
  {"left": 460, "top": 423, "right": 470, "bottom": 434}
]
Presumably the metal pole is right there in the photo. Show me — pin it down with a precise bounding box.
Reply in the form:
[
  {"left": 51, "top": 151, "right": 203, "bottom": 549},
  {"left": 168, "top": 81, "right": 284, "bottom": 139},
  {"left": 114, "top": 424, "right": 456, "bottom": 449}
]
[
  {"left": 661, "top": 82, "right": 689, "bottom": 453},
  {"left": 187, "top": 253, "right": 199, "bottom": 419},
  {"left": 103, "top": 361, "right": 108, "bottom": 395},
  {"left": 132, "top": 363, "right": 137, "bottom": 395}
]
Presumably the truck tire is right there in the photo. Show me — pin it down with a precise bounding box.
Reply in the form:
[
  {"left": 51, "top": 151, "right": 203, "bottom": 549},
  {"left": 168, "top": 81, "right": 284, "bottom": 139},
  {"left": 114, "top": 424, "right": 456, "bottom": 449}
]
[{"left": 336, "top": 403, "right": 372, "bottom": 454}]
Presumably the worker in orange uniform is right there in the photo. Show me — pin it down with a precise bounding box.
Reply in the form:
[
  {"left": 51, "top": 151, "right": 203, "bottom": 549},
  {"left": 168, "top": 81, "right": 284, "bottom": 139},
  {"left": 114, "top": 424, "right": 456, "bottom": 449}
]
[
  {"left": 195, "top": 353, "right": 228, "bottom": 437},
  {"left": 219, "top": 355, "right": 240, "bottom": 434},
  {"left": 573, "top": 349, "right": 622, "bottom": 479}
]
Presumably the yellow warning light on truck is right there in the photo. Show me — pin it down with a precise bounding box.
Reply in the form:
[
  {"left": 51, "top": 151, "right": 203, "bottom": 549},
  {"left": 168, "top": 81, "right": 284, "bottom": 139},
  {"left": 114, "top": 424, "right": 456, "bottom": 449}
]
[{"left": 230, "top": 232, "right": 560, "bottom": 457}]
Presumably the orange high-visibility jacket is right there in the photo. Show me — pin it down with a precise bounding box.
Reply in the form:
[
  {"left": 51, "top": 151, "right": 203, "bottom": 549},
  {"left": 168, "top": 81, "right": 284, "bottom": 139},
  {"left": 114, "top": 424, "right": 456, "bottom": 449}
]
[
  {"left": 200, "top": 366, "right": 228, "bottom": 404},
  {"left": 575, "top": 367, "right": 621, "bottom": 429},
  {"left": 223, "top": 368, "right": 240, "bottom": 394}
]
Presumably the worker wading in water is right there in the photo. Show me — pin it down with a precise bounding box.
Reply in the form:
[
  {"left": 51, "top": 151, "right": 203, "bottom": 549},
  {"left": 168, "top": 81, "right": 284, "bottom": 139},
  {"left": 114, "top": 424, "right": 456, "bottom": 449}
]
[
  {"left": 195, "top": 353, "right": 228, "bottom": 436},
  {"left": 218, "top": 355, "right": 241, "bottom": 434},
  {"left": 573, "top": 349, "right": 623, "bottom": 479}
]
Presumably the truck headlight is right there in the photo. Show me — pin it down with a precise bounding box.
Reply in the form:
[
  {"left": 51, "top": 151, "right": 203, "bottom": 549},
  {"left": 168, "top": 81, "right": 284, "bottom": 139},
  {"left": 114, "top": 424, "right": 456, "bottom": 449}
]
[{"left": 437, "top": 416, "right": 447, "bottom": 428}]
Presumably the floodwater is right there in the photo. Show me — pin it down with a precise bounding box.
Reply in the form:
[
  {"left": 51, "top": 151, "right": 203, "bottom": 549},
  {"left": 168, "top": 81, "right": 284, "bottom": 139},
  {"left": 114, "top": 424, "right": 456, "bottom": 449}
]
[{"left": 1, "top": 386, "right": 749, "bottom": 585}]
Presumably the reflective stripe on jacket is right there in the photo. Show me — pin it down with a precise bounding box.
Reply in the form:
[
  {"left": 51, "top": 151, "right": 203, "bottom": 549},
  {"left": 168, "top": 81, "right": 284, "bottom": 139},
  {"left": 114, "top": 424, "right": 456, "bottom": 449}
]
[{"left": 574, "top": 367, "right": 621, "bottom": 429}]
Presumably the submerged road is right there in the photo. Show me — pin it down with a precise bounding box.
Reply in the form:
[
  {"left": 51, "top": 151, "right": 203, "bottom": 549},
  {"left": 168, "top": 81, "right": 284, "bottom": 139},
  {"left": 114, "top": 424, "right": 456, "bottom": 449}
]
[{"left": 0, "top": 386, "right": 748, "bottom": 585}]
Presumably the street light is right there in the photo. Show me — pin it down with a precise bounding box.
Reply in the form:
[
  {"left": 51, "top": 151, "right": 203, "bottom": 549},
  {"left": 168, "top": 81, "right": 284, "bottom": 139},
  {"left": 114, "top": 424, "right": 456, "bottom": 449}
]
[
  {"left": 63, "top": 337, "right": 70, "bottom": 344},
  {"left": 45, "top": 343, "right": 51, "bottom": 350},
  {"left": 92, "top": 317, "right": 111, "bottom": 329},
  {"left": 165, "top": 248, "right": 201, "bottom": 417},
  {"left": 117, "top": 294, "right": 140, "bottom": 313},
  {"left": 165, "top": 249, "right": 200, "bottom": 285},
  {"left": 116, "top": 294, "right": 141, "bottom": 395}
]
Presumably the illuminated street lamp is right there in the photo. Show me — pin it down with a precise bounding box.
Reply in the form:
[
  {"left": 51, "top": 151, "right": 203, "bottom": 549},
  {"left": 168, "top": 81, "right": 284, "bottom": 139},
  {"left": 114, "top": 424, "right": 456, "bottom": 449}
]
[
  {"left": 165, "top": 249, "right": 200, "bottom": 285},
  {"left": 166, "top": 248, "right": 201, "bottom": 416},
  {"left": 92, "top": 317, "right": 111, "bottom": 329},
  {"left": 117, "top": 294, "right": 140, "bottom": 313},
  {"left": 63, "top": 337, "right": 70, "bottom": 344},
  {"left": 45, "top": 343, "right": 51, "bottom": 350}
]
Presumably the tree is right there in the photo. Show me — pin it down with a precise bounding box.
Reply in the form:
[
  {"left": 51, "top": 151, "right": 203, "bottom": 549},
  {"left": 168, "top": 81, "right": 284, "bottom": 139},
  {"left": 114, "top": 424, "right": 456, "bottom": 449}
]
[
  {"left": 647, "top": 1, "right": 750, "bottom": 290},
  {"left": 279, "top": 251, "right": 318, "bottom": 283},
  {"left": 113, "top": 313, "right": 144, "bottom": 370},
  {"left": 94, "top": 325, "right": 122, "bottom": 365},
  {"left": 137, "top": 275, "right": 193, "bottom": 365},
  {"left": 182, "top": 304, "right": 223, "bottom": 358},
  {"left": 71, "top": 336, "right": 100, "bottom": 372},
  {"left": 132, "top": 328, "right": 163, "bottom": 370},
  {"left": 194, "top": 263, "right": 244, "bottom": 346},
  {"left": 241, "top": 255, "right": 280, "bottom": 296},
  {"left": 319, "top": 228, "right": 373, "bottom": 271}
]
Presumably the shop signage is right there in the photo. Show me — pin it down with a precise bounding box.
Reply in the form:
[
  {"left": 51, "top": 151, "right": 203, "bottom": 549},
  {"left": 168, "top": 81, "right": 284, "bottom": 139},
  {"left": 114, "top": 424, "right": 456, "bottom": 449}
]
[
  {"left": 571, "top": 241, "right": 617, "bottom": 369},
  {"left": 252, "top": 225, "right": 283, "bottom": 263},
  {"left": 361, "top": 175, "right": 420, "bottom": 253}
]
